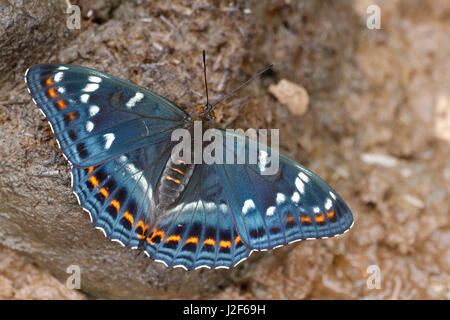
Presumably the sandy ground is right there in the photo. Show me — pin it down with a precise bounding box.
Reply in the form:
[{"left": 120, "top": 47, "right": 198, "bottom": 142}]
[{"left": 0, "top": 0, "right": 448, "bottom": 299}]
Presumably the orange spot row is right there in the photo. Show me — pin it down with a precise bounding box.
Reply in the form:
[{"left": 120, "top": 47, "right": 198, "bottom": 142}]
[
  {"left": 135, "top": 220, "right": 149, "bottom": 239},
  {"left": 286, "top": 215, "right": 294, "bottom": 223},
  {"left": 99, "top": 187, "right": 109, "bottom": 199},
  {"left": 165, "top": 175, "right": 181, "bottom": 184},
  {"left": 89, "top": 175, "right": 99, "bottom": 188},
  {"left": 219, "top": 240, "right": 231, "bottom": 249},
  {"left": 48, "top": 87, "right": 58, "bottom": 99},
  {"left": 56, "top": 99, "right": 67, "bottom": 109},
  {"left": 170, "top": 167, "right": 185, "bottom": 175},
  {"left": 185, "top": 237, "right": 198, "bottom": 245},
  {"left": 109, "top": 199, "right": 120, "bottom": 212},
  {"left": 234, "top": 235, "right": 241, "bottom": 245},
  {"left": 204, "top": 238, "right": 215, "bottom": 246},
  {"left": 45, "top": 77, "right": 54, "bottom": 86},
  {"left": 147, "top": 228, "right": 165, "bottom": 245},
  {"left": 165, "top": 235, "right": 181, "bottom": 243},
  {"left": 326, "top": 210, "right": 335, "bottom": 219},
  {"left": 314, "top": 212, "right": 325, "bottom": 223},
  {"left": 300, "top": 215, "right": 312, "bottom": 224},
  {"left": 87, "top": 166, "right": 94, "bottom": 174}
]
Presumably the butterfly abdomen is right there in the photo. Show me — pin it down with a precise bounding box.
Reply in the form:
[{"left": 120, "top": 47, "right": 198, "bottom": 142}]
[{"left": 157, "top": 158, "right": 195, "bottom": 211}]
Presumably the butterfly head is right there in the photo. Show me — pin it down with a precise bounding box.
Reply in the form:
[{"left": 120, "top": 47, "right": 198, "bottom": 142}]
[{"left": 196, "top": 103, "right": 215, "bottom": 122}]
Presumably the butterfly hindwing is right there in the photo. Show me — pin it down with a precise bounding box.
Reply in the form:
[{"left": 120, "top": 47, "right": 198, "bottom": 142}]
[
  {"left": 25, "top": 63, "right": 189, "bottom": 167},
  {"left": 216, "top": 131, "right": 354, "bottom": 250},
  {"left": 143, "top": 162, "right": 251, "bottom": 270},
  {"left": 71, "top": 140, "right": 175, "bottom": 248}
]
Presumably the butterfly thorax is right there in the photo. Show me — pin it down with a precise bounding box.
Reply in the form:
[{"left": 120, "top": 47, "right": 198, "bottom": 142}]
[{"left": 195, "top": 103, "right": 215, "bottom": 123}]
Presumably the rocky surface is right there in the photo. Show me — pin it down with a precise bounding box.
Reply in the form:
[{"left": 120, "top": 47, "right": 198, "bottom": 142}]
[{"left": 0, "top": 0, "right": 448, "bottom": 299}]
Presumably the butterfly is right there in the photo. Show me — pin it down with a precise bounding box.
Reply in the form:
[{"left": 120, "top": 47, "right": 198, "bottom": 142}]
[{"left": 25, "top": 54, "right": 353, "bottom": 270}]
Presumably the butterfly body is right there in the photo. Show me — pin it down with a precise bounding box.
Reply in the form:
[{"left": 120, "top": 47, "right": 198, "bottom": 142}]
[{"left": 25, "top": 63, "right": 354, "bottom": 270}]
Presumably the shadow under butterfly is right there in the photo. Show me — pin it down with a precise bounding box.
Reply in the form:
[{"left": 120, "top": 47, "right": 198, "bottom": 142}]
[{"left": 25, "top": 51, "right": 354, "bottom": 270}]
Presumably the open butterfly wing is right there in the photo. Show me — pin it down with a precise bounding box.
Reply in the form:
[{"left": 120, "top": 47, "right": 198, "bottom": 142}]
[
  {"left": 25, "top": 63, "right": 189, "bottom": 167},
  {"left": 143, "top": 163, "right": 251, "bottom": 270},
  {"left": 26, "top": 63, "right": 189, "bottom": 248},
  {"left": 216, "top": 130, "right": 354, "bottom": 250},
  {"left": 71, "top": 141, "right": 173, "bottom": 248}
]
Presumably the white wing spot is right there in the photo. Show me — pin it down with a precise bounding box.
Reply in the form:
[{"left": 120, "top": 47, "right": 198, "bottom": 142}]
[
  {"left": 291, "top": 191, "right": 300, "bottom": 204},
  {"left": 104, "top": 133, "right": 115, "bottom": 149},
  {"left": 242, "top": 199, "right": 255, "bottom": 215},
  {"left": 276, "top": 193, "right": 286, "bottom": 205},
  {"left": 81, "top": 94, "right": 90, "bottom": 103},
  {"left": 295, "top": 177, "right": 305, "bottom": 194},
  {"left": 54, "top": 72, "right": 64, "bottom": 82},
  {"left": 89, "top": 105, "right": 99, "bottom": 116},
  {"left": 219, "top": 204, "right": 228, "bottom": 214},
  {"left": 313, "top": 206, "right": 320, "bottom": 213},
  {"left": 57, "top": 86, "right": 65, "bottom": 94},
  {"left": 83, "top": 83, "right": 99, "bottom": 92},
  {"left": 299, "top": 172, "right": 310, "bottom": 183},
  {"left": 57, "top": 66, "right": 69, "bottom": 70},
  {"left": 266, "top": 206, "right": 276, "bottom": 216},
  {"left": 325, "top": 198, "right": 332, "bottom": 211},
  {"left": 86, "top": 121, "right": 94, "bottom": 132},
  {"left": 329, "top": 191, "right": 337, "bottom": 200},
  {"left": 126, "top": 92, "right": 144, "bottom": 108},
  {"left": 88, "top": 76, "right": 102, "bottom": 83}
]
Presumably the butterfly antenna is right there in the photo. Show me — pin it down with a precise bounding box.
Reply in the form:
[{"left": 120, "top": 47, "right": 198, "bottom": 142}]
[
  {"left": 211, "top": 63, "right": 273, "bottom": 110},
  {"left": 203, "top": 50, "right": 209, "bottom": 107}
]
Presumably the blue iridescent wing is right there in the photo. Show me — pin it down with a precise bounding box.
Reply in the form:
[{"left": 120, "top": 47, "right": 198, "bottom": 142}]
[
  {"left": 26, "top": 63, "right": 188, "bottom": 246},
  {"left": 143, "top": 163, "right": 251, "bottom": 270},
  {"left": 216, "top": 130, "right": 354, "bottom": 251},
  {"left": 25, "top": 63, "right": 189, "bottom": 167},
  {"left": 141, "top": 130, "right": 353, "bottom": 270},
  {"left": 70, "top": 142, "right": 172, "bottom": 248}
]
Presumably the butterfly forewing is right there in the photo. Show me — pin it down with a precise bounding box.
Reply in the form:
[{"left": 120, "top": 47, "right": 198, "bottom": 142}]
[{"left": 25, "top": 63, "right": 189, "bottom": 167}]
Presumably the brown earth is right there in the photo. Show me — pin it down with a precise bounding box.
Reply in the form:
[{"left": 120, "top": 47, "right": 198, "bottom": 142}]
[{"left": 0, "top": 0, "right": 448, "bottom": 299}]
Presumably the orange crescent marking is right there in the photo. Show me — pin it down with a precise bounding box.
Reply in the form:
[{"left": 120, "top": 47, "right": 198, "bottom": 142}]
[
  {"left": 286, "top": 215, "right": 294, "bottom": 222},
  {"left": 99, "top": 187, "right": 109, "bottom": 199},
  {"left": 48, "top": 87, "right": 58, "bottom": 98},
  {"left": 204, "top": 238, "right": 216, "bottom": 246},
  {"left": 135, "top": 220, "right": 148, "bottom": 239},
  {"left": 165, "top": 175, "right": 181, "bottom": 184},
  {"left": 110, "top": 199, "right": 120, "bottom": 212},
  {"left": 170, "top": 167, "right": 185, "bottom": 175},
  {"left": 314, "top": 213, "right": 325, "bottom": 223},
  {"left": 185, "top": 237, "right": 198, "bottom": 245},
  {"left": 45, "top": 77, "right": 54, "bottom": 86},
  {"left": 300, "top": 215, "right": 312, "bottom": 223},
  {"left": 89, "top": 175, "right": 99, "bottom": 188},
  {"left": 147, "top": 229, "right": 165, "bottom": 244},
  {"left": 165, "top": 235, "right": 181, "bottom": 243},
  {"left": 87, "top": 166, "right": 94, "bottom": 174},
  {"left": 175, "top": 159, "right": 187, "bottom": 165},
  {"left": 234, "top": 235, "right": 241, "bottom": 245},
  {"left": 219, "top": 240, "right": 231, "bottom": 248},
  {"left": 56, "top": 99, "right": 67, "bottom": 109},
  {"left": 326, "top": 210, "right": 335, "bottom": 219}
]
